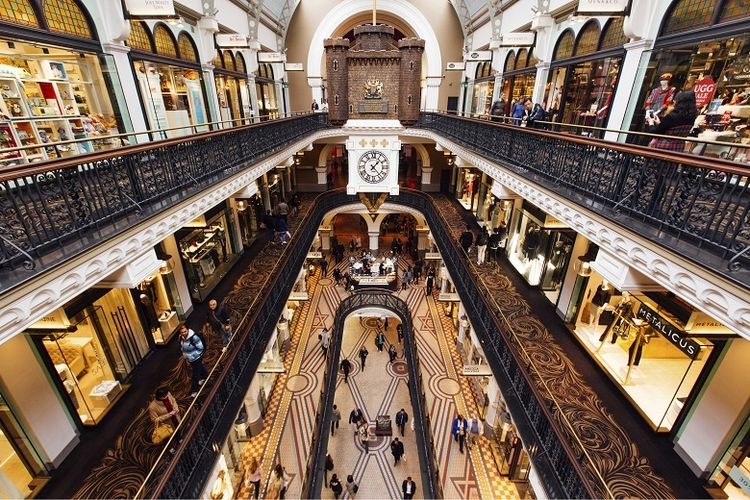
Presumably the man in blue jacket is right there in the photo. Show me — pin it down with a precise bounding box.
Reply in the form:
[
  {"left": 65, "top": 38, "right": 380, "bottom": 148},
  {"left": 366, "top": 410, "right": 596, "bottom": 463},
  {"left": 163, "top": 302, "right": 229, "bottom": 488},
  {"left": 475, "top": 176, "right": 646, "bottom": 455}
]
[{"left": 179, "top": 323, "right": 207, "bottom": 397}]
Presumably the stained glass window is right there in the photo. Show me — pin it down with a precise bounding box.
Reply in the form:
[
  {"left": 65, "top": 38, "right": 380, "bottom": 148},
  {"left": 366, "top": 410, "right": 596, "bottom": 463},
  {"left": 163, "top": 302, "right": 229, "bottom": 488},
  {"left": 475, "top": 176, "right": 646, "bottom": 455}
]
[
  {"left": 224, "top": 51, "right": 236, "bottom": 72},
  {"left": 515, "top": 49, "right": 528, "bottom": 70},
  {"left": 662, "top": 0, "right": 717, "bottom": 34},
  {"left": 214, "top": 52, "right": 223, "bottom": 68},
  {"left": 0, "top": 0, "right": 39, "bottom": 27},
  {"left": 553, "top": 30, "right": 575, "bottom": 60},
  {"left": 236, "top": 53, "right": 246, "bottom": 74},
  {"left": 527, "top": 49, "right": 538, "bottom": 68},
  {"left": 177, "top": 32, "right": 197, "bottom": 62},
  {"left": 504, "top": 51, "right": 515, "bottom": 72},
  {"left": 127, "top": 21, "right": 152, "bottom": 52},
  {"left": 153, "top": 24, "right": 177, "bottom": 58},
  {"left": 574, "top": 21, "right": 600, "bottom": 56},
  {"left": 600, "top": 17, "right": 629, "bottom": 49},
  {"left": 718, "top": 0, "right": 749, "bottom": 21},
  {"left": 42, "top": 0, "right": 92, "bottom": 39},
  {"left": 475, "top": 62, "right": 491, "bottom": 78}
]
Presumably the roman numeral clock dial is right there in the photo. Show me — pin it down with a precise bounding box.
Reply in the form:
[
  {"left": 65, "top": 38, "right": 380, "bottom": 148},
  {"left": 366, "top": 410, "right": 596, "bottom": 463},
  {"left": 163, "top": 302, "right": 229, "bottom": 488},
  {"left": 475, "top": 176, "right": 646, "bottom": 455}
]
[{"left": 357, "top": 150, "right": 390, "bottom": 184}]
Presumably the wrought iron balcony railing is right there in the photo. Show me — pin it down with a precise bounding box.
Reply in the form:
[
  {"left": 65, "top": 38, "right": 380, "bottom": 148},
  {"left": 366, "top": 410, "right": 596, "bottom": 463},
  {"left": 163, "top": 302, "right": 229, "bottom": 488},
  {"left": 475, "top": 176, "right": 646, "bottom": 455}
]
[
  {"left": 416, "top": 112, "right": 750, "bottom": 288},
  {"left": 138, "top": 189, "right": 609, "bottom": 500},
  {"left": 0, "top": 113, "right": 329, "bottom": 292}
]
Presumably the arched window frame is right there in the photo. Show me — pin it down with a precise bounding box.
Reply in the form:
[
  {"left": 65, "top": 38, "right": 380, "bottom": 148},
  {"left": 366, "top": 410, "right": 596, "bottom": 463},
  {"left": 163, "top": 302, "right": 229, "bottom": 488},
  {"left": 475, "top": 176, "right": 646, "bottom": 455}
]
[
  {"left": 152, "top": 22, "right": 178, "bottom": 59},
  {"left": 553, "top": 29, "right": 575, "bottom": 60},
  {"left": 127, "top": 20, "right": 154, "bottom": 53},
  {"left": 235, "top": 52, "right": 247, "bottom": 74},
  {"left": 599, "top": 17, "right": 629, "bottom": 50},
  {"left": 515, "top": 48, "right": 528, "bottom": 70},
  {"left": 177, "top": 31, "right": 198, "bottom": 62},
  {"left": 0, "top": 0, "right": 40, "bottom": 28},
  {"left": 503, "top": 50, "right": 516, "bottom": 73},
  {"left": 41, "top": 0, "right": 95, "bottom": 40},
  {"left": 574, "top": 20, "right": 601, "bottom": 57},
  {"left": 660, "top": 0, "right": 719, "bottom": 35},
  {"left": 223, "top": 50, "right": 236, "bottom": 72}
]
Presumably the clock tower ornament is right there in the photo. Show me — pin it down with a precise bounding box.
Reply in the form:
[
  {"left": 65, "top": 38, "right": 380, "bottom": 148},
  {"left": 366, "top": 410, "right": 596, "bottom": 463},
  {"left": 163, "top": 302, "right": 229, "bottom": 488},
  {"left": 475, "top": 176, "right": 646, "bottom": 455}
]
[
  {"left": 346, "top": 136, "right": 400, "bottom": 195},
  {"left": 357, "top": 150, "right": 389, "bottom": 183}
]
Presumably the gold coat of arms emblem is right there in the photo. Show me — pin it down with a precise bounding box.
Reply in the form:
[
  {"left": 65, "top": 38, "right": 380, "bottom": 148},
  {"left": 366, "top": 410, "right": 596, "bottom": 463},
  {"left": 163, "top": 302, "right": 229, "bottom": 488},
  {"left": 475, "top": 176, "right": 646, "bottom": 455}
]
[{"left": 364, "top": 80, "right": 383, "bottom": 99}]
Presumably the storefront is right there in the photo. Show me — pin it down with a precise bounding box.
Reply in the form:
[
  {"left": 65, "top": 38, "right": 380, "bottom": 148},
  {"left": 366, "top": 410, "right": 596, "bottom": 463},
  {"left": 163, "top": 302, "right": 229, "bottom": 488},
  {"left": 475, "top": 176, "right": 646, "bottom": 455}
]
[
  {"left": 135, "top": 257, "right": 184, "bottom": 345},
  {"left": 0, "top": 392, "right": 48, "bottom": 498},
  {"left": 26, "top": 283, "right": 159, "bottom": 426},
  {"left": 235, "top": 192, "right": 265, "bottom": 247},
  {"left": 708, "top": 412, "right": 750, "bottom": 498},
  {"left": 505, "top": 200, "right": 575, "bottom": 304},
  {"left": 255, "top": 63, "right": 279, "bottom": 118},
  {"left": 455, "top": 166, "right": 482, "bottom": 211},
  {"left": 0, "top": 2, "right": 129, "bottom": 167},
  {"left": 624, "top": 0, "right": 750, "bottom": 161},
  {"left": 470, "top": 62, "right": 495, "bottom": 116},
  {"left": 126, "top": 21, "right": 209, "bottom": 137},
  {"left": 213, "top": 49, "right": 251, "bottom": 125},
  {"left": 175, "top": 201, "right": 242, "bottom": 302},
  {"left": 566, "top": 260, "right": 727, "bottom": 432},
  {"left": 501, "top": 48, "right": 538, "bottom": 115},
  {"left": 543, "top": 18, "right": 627, "bottom": 131}
]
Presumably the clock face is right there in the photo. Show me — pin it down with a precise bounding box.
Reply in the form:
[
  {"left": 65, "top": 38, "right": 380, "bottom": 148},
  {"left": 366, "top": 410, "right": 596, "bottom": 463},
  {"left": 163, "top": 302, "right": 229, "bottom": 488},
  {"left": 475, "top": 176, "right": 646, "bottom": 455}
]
[{"left": 357, "top": 150, "right": 390, "bottom": 184}]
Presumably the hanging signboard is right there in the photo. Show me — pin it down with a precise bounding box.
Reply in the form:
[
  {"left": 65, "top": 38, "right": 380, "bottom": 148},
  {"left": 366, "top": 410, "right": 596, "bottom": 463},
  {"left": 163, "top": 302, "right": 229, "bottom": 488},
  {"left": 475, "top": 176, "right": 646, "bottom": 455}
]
[
  {"left": 636, "top": 304, "right": 701, "bottom": 359},
  {"left": 500, "top": 33, "right": 535, "bottom": 47},
  {"left": 464, "top": 51, "right": 493, "bottom": 61},
  {"left": 693, "top": 77, "right": 717, "bottom": 109},
  {"left": 285, "top": 63, "right": 304, "bottom": 71},
  {"left": 216, "top": 34, "right": 249, "bottom": 48},
  {"left": 446, "top": 62, "right": 466, "bottom": 71},
  {"left": 258, "top": 52, "right": 285, "bottom": 63},
  {"left": 123, "top": 0, "right": 176, "bottom": 18},
  {"left": 576, "top": 0, "right": 631, "bottom": 15}
]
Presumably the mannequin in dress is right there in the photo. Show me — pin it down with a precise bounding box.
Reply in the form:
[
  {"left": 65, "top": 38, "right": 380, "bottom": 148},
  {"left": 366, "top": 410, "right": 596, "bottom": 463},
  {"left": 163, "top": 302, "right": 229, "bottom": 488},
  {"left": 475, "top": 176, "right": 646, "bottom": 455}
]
[{"left": 588, "top": 280, "right": 611, "bottom": 326}]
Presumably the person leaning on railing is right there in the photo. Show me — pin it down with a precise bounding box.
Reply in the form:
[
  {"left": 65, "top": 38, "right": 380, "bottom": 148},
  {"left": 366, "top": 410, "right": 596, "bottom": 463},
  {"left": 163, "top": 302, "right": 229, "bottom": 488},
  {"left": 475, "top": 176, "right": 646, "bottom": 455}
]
[{"left": 646, "top": 90, "right": 697, "bottom": 152}]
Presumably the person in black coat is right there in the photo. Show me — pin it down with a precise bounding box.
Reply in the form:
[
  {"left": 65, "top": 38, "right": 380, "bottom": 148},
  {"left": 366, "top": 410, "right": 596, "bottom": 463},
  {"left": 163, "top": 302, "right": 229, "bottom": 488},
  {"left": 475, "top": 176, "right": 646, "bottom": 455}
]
[
  {"left": 340, "top": 358, "right": 352, "bottom": 383},
  {"left": 395, "top": 408, "right": 409, "bottom": 436},
  {"left": 390, "top": 437, "right": 405, "bottom": 465},
  {"left": 402, "top": 477, "right": 417, "bottom": 499},
  {"left": 459, "top": 226, "right": 474, "bottom": 254},
  {"left": 329, "top": 473, "right": 343, "bottom": 499}
]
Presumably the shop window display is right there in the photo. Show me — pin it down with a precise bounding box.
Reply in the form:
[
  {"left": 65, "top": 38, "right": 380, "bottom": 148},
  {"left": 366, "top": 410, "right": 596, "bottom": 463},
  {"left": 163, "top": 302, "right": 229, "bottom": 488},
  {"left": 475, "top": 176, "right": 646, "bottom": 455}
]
[
  {"left": 456, "top": 169, "right": 480, "bottom": 211},
  {"left": 571, "top": 275, "right": 715, "bottom": 431},
  {"left": 178, "top": 208, "right": 240, "bottom": 302},
  {"left": 135, "top": 266, "right": 183, "bottom": 345},
  {"left": 0, "top": 393, "right": 46, "bottom": 498},
  {"left": 708, "top": 413, "right": 750, "bottom": 499},
  {"left": 0, "top": 39, "right": 125, "bottom": 166}
]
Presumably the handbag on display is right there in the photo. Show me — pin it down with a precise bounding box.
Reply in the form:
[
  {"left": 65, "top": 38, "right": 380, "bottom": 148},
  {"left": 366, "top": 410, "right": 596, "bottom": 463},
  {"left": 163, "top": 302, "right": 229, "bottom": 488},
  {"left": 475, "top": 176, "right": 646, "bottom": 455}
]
[
  {"left": 580, "top": 303, "right": 591, "bottom": 324},
  {"left": 599, "top": 310, "right": 615, "bottom": 325},
  {"left": 151, "top": 422, "right": 175, "bottom": 444}
]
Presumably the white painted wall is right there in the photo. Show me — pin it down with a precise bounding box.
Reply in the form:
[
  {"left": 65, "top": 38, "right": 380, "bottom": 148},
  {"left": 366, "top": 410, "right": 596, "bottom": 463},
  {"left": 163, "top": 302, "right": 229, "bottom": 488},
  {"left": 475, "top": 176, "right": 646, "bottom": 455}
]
[
  {"left": 0, "top": 334, "right": 78, "bottom": 468},
  {"left": 675, "top": 339, "right": 750, "bottom": 475}
]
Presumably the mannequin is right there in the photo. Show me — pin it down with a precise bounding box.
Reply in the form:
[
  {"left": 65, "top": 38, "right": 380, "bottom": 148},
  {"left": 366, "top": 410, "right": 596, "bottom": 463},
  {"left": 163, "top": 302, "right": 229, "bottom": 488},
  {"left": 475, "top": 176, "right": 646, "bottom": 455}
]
[
  {"left": 627, "top": 319, "right": 653, "bottom": 368},
  {"left": 598, "top": 291, "right": 634, "bottom": 343},
  {"left": 139, "top": 294, "right": 160, "bottom": 332},
  {"left": 588, "top": 280, "right": 611, "bottom": 326},
  {"left": 522, "top": 224, "right": 541, "bottom": 260},
  {"left": 644, "top": 73, "right": 676, "bottom": 117}
]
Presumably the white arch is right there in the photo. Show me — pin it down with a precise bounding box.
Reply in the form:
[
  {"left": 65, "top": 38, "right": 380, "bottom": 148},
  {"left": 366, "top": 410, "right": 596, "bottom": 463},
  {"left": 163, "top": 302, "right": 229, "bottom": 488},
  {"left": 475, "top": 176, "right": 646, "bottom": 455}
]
[
  {"left": 320, "top": 202, "right": 428, "bottom": 227},
  {"left": 306, "top": 0, "right": 442, "bottom": 108},
  {"left": 412, "top": 144, "right": 430, "bottom": 169}
]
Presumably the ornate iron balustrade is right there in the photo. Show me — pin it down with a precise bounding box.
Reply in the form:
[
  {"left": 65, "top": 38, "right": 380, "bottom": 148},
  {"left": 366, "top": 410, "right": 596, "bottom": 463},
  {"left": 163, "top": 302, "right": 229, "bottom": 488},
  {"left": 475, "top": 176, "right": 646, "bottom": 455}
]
[
  {"left": 140, "top": 189, "right": 598, "bottom": 499},
  {"left": 416, "top": 112, "right": 750, "bottom": 286},
  {"left": 303, "top": 289, "right": 441, "bottom": 499},
  {"left": 0, "top": 114, "right": 329, "bottom": 292}
]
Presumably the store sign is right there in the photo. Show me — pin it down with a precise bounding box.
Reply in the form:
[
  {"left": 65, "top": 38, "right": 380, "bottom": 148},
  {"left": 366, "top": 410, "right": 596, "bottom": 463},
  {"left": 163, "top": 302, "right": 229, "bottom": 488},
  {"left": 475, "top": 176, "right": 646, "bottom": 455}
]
[
  {"left": 693, "top": 77, "right": 717, "bottom": 108},
  {"left": 446, "top": 62, "right": 466, "bottom": 71},
  {"left": 463, "top": 364, "right": 493, "bottom": 376},
  {"left": 576, "top": 0, "right": 630, "bottom": 14},
  {"left": 216, "top": 34, "right": 249, "bottom": 48},
  {"left": 500, "top": 33, "right": 535, "bottom": 47},
  {"left": 30, "top": 309, "right": 70, "bottom": 330},
  {"left": 257, "top": 361, "right": 285, "bottom": 373},
  {"left": 285, "top": 63, "right": 304, "bottom": 71},
  {"left": 123, "top": 0, "right": 175, "bottom": 17},
  {"left": 636, "top": 304, "right": 701, "bottom": 359},
  {"left": 685, "top": 311, "right": 733, "bottom": 335},
  {"left": 258, "top": 52, "right": 285, "bottom": 63},
  {"left": 439, "top": 293, "right": 460, "bottom": 302},
  {"left": 425, "top": 252, "right": 441, "bottom": 260},
  {"left": 465, "top": 51, "right": 493, "bottom": 61},
  {"left": 307, "top": 252, "right": 323, "bottom": 259},
  {"left": 729, "top": 466, "right": 750, "bottom": 496}
]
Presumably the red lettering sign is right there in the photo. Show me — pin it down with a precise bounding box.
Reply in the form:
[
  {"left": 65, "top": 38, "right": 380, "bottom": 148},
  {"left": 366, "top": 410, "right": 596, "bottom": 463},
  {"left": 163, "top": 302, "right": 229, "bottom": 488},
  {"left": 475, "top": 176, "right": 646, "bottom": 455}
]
[{"left": 693, "top": 77, "right": 716, "bottom": 108}]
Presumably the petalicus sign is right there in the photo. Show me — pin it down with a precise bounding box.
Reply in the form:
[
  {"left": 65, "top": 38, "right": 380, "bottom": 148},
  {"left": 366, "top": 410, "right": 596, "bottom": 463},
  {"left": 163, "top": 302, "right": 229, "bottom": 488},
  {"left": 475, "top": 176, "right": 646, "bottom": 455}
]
[
  {"left": 123, "top": 0, "right": 175, "bottom": 17},
  {"left": 693, "top": 77, "right": 717, "bottom": 108}
]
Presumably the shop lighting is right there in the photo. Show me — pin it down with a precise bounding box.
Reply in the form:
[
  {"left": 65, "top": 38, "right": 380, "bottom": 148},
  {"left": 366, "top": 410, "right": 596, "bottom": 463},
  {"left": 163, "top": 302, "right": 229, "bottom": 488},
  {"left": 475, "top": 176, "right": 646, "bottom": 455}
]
[
  {"left": 576, "top": 260, "right": 592, "bottom": 277},
  {"left": 236, "top": 200, "right": 247, "bottom": 211}
]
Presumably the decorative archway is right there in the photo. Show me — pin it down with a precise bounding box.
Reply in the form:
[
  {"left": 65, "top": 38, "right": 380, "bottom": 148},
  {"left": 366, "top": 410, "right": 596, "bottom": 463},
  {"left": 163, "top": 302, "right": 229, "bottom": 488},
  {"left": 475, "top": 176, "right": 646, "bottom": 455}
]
[{"left": 305, "top": 0, "right": 443, "bottom": 109}]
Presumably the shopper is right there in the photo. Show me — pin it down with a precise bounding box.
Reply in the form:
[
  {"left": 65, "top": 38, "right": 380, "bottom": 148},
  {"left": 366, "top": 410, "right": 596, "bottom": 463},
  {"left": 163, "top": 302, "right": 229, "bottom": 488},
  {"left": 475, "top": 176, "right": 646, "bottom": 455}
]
[
  {"left": 452, "top": 414, "right": 467, "bottom": 453},
  {"left": 395, "top": 408, "right": 409, "bottom": 436},
  {"left": 319, "top": 257, "right": 329, "bottom": 277},
  {"left": 320, "top": 328, "right": 331, "bottom": 356},
  {"left": 329, "top": 473, "right": 343, "bottom": 499},
  {"left": 397, "top": 324, "right": 404, "bottom": 343},
  {"left": 390, "top": 437, "right": 405, "bottom": 465},
  {"left": 331, "top": 405, "right": 342, "bottom": 435},
  {"left": 375, "top": 331, "right": 385, "bottom": 352},
  {"left": 388, "top": 344, "right": 398, "bottom": 363},
  {"left": 476, "top": 227, "right": 489, "bottom": 265},
  {"left": 402, "top": 477, "right": 417, "bottom": 499},
  {"left": 490, "top": 94, "right": 506, "bottom": 122},
  {"left": 345, "top": 475, "right": 359, "bottom": 497},
  {"left": 646, "top": 90, "right": 697, "bottom": 151},
  {"left": 358, "top": 422, "right": 370, "bottom": 452},
  {"left": 148, "top": 386, "right": 180, "bottom": 445},
  {"left": 349, "top": 408, "right": 364, "bottom": 427},
  {"left": 325, "top": 453, "right": 334, "bottom": 486},
  {"left": 359, "top": 345, "right": 369, "bottom": 369},
  {"left": 459, "top": 225, "right": 474, "bottom": 254},
  {"left": 179, "top": 323, "right": 207, "bottom": 398},
  {"left": 425, "top": 273, "right": 434, "bottom": 296},
  {"left": 244, "top": 456, "right": 262, "bottom": 499},
  {"left": 207, "top": 298, "right": 232, "bottom": 350},
  {"left": 333, "top": 267, "right": 342, "bottom": 285},
  {"left": 269, "top": 463, "right": 290, "bottom": 499},
  {"left": 467, "top": 415, "right": 483, "bottom": 449},
  {"left": 340, "top": 358, "right": 352, "bottom": 383}
]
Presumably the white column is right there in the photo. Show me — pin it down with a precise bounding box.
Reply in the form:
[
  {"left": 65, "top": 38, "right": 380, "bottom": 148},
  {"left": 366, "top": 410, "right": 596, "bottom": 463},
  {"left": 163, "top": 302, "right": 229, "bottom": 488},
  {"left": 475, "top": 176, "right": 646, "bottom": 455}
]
[
  {"left": 228, "top": 198, "right": 244, "bottom": 253},
  {"left": 533, "top": 62, "right": 550, "bottom": 105},
  {"left": 319, "top": 228, "right": 332, "bottom": 251},
  {"left": 298, "top": 268, "right": 307, "bottom": 292},
  {"left": 424, "top": 76, "right": 442, "bottom": 111},
  {"left": 484, "top": 377, "right": 502, "bottom": 427},
  {"left": 161, "top": 234, "right": 194, "bottom": 316},
  {"left": 100, "top": 43, "right": 149, "bottom": 141},
  {"left": 421, "top": 167, "right": 433, "bottom": 187},
  {"left": 604, "top": 39, "right": 654, "bottom": 141},
  {"left": 244, "top": 375, "right": 263, "bottom": 435},
  {"left": 315, "top": 166, "right": 328, "bottom": 186},
  {"left": 308, "top": 77, "right": 324, "bottom": 105},
  {"left": 368, "top": 231, "right": 379, "bottom": 252},
  {"left": 417, "top": 227, "right": 430, "bottom": 250}
]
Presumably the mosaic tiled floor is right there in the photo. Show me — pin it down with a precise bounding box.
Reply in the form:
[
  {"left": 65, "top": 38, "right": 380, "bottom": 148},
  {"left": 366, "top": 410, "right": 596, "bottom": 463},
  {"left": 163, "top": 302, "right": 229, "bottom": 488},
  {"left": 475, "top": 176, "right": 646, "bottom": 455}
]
[{"left": 235, "top": 255, "right": 519, "bottom": 499}]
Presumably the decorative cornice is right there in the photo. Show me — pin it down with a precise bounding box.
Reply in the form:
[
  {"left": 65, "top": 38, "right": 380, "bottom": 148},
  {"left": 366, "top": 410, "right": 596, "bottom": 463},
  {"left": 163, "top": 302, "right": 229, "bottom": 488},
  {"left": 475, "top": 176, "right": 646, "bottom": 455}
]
[
  {"left": 0, "top": 135, "right": 324, "bottom": 345},
  {"left": 404, "top": 128, "right": 750, "bottom": 339}
]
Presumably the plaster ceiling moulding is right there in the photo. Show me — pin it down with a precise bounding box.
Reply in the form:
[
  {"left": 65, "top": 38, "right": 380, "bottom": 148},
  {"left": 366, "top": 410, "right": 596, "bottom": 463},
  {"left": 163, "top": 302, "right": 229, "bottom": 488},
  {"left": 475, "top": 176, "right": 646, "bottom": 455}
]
[{"left": 590, "top": 248, "right": 664, "bottom": 292}]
